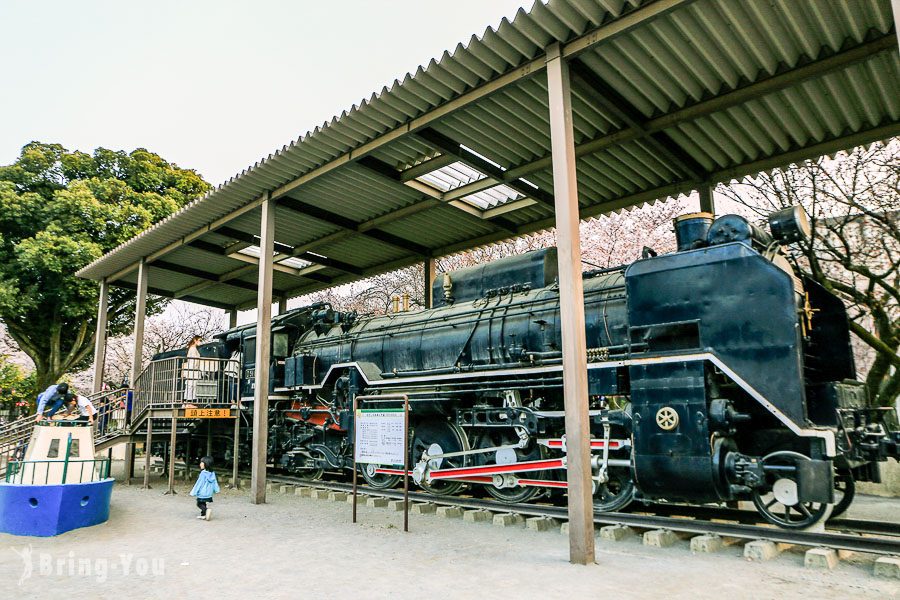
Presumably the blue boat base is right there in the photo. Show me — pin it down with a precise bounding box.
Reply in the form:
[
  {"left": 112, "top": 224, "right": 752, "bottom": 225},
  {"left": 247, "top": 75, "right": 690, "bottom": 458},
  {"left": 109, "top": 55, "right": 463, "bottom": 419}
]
[{"left": 0, "top": 478, "right": 115, "bottom": 537}]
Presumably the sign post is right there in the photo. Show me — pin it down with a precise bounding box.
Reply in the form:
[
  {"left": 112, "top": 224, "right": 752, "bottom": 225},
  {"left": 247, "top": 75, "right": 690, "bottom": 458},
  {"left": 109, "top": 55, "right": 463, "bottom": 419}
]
[{"left": 352, "top": 394, "right": 409, "bottom": 532}]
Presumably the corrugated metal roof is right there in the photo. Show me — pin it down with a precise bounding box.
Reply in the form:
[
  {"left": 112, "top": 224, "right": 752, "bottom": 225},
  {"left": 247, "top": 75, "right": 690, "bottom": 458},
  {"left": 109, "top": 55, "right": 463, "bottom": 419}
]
[{"left": 77, "top": 0, "right": 900, "bottom": 311}]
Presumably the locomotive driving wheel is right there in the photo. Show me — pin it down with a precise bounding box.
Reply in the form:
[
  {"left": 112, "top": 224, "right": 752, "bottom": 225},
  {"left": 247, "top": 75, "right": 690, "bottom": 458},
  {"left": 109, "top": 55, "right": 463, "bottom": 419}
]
[
  {"left": 360, "top": 464, "right": 401, "bottom": 490},
  {"left": 471, "top": 430, "right": 542, "bottom": 504},
  {"left": 303, "top": 466, "right": 325, "bottom": 481},
  {"left": 751, "top": 451, "right": 831, "bottom": 529},
  {"left": 592, "top": 469, "right": 635, "bottom": 513},
  {"left": 411, "top": 420, "right": 469, "bottom": 496}
]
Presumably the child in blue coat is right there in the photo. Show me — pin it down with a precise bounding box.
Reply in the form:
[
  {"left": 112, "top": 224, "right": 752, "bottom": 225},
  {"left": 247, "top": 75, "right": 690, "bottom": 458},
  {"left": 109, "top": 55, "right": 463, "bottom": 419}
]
[{"left": 189, "top": 456, "right": 220, "bottom": 521}]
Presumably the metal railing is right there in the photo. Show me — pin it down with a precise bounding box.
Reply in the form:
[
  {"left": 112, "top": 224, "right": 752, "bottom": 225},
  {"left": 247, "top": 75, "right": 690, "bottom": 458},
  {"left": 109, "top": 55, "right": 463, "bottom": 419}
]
[
  {"left": 5, "top": 458, "right": 111, "bottom": 484},
  {"left": 0, "top": 388, "right": 127, "bottom": 477},
  {"left": 131, "top": 356, "right": 240, "bottom": 420},
  {"left": 4, "top": 431, "right": 111, "bottom": 484},
  {"left": 1, "top": 357, "right": 240, "bottom": 476}
]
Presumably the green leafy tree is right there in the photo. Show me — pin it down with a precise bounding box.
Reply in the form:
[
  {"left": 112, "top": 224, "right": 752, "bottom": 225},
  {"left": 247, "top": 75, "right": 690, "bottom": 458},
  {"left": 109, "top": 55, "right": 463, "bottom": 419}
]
[
  {"left": 0, "top": 358, "right": 35, "bottom": 416},
  {"left": 0, "top": 142, "right": 210, "bottom": 393}
]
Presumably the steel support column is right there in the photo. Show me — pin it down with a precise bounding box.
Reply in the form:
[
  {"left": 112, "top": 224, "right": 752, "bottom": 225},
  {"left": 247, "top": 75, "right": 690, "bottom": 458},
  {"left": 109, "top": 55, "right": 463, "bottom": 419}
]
[
  {"left": 232, "top": 414, "right": 240, "bottom": 489},
  {"left": 424, "top": 259, "right": 436, "bottom": 309},
  {"left": 250, "top": 195, "right": 275, "bottom": 504},
  {"left": 229, "top": 309, "right": 238, "bottom": 329},
  {"left": 546, "top": 42, "right": 595, "bottom": 566},
  {"left": 184, "top": 434, "right": 192, "bottom": 480},
  {"left": 893, "top": 0, "right": 900, "bottom": 48},
  {"left": 126, "top": 259, "right": 149, "bottom": 484},
  {"left": 166, "top": 411, "right": 177, "bottom": 494},
  {"left": 699, "top": 185, "right": 715, "bottom": 215},
  {"left": 123, "top": 443, "right": 136, "bottom": 484},
  {"left": 142, "top": 417, "right": 153, "bottom": 489},
  {"left": 278, "top": 297, "right": 287, "bottom": 315},
  {"left": 130, "top": 259, "right": 149, "bottom": 388},
  {"left": 91, "top": 278, "right": 109, "bottom": 393}
]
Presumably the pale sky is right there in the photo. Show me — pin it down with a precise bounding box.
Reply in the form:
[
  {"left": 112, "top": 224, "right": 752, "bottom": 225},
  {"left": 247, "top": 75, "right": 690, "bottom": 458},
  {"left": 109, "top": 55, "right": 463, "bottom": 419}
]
[
  {"left": 1, "top": 0, "right": 730, "bottom": 329},
  {"left": 1, "top": 0, "right": 531, "bottom": 185}
]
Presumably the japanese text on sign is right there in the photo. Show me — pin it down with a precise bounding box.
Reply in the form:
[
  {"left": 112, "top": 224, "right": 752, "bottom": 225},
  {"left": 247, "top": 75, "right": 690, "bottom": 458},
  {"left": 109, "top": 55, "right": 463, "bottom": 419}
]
[
  {"left": 184, "top": 408, "right": 232, "bottom": 418},
  {"left": 354, "top": 409, "right": 405, "bottom": 466}
]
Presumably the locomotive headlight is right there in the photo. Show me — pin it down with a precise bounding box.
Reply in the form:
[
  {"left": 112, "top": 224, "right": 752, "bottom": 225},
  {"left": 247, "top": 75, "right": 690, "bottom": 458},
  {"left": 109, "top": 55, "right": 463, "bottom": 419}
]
[{"left": 768, "top": 206, "right": 811, "bottom": 244}]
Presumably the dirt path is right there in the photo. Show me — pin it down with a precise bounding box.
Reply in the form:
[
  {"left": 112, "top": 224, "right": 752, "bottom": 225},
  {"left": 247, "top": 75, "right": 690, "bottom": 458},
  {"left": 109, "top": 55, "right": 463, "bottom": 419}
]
[{"left": 1, "top": 476, "right": 897, "bottom": 599}]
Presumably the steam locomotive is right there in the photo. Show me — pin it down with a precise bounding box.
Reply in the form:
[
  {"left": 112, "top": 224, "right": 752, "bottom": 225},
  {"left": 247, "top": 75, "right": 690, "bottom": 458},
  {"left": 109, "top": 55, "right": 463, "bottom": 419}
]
[{"left": 166, "top": 207, "right": 900, "bottom": 529}]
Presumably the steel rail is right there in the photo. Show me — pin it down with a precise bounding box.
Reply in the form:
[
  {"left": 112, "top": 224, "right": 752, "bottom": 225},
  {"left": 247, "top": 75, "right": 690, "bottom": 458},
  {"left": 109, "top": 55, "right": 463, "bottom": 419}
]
[{"left": 265, "top": 474, "right": 900, "bottom": 556}]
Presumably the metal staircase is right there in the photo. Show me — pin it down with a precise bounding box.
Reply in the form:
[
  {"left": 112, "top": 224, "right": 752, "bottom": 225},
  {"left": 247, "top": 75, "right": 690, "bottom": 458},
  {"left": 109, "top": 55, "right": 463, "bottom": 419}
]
[
  {"left": 0, "top": 387, "right": 128, "bottom": 477},
  {"left": 1, "top": 355, "right": 240, "bottom": 478}
]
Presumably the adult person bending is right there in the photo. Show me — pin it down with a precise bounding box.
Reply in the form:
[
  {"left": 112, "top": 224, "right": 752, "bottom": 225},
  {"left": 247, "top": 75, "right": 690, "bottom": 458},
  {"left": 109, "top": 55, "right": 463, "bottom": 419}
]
[
  {"left": 66, "top": 394, "right": 96, "bottom": 426},
  {"left": 34, "top": 382, "right": 69, "bottom": 422}
]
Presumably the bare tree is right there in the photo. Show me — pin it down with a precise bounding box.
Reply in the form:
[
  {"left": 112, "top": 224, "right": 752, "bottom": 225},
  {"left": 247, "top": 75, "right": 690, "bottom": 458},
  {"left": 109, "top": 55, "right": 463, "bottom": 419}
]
[
  {"left": 101, "top": 303, "right": 225, "bottom": 386},
  {"left": 720, "top": 140, "right": 899, "bottom": 406}
]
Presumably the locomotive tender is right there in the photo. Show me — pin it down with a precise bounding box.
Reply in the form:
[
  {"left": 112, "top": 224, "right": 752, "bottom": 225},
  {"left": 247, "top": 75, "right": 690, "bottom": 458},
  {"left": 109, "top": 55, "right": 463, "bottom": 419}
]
[{"left": 174, "top": 207, "right": 899, "bottom": 529}]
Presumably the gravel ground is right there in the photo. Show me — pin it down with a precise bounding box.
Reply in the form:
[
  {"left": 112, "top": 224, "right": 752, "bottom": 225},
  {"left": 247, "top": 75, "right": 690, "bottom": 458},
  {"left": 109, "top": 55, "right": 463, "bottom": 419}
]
[{"left": 1, "top": 468, "right": 898, "bottom": 600}]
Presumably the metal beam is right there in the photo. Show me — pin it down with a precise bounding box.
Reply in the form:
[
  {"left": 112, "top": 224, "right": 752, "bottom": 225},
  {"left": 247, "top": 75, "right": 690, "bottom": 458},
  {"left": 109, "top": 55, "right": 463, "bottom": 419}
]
[
  {"left": 216, "top": 226, "right": 295, "bottom": 255},
  {"left": 99, "top": 193, "right": 270, "bottom": 283},
  {"left": 263, "top": 0, "right": 692, "bottom": 204},
  {"left": 699, "top": 185, "right": 715, "bottom": 214},
  {"left": 413, "top": 127, "right": 557, "bottom": 209},
  {"left": 125, "top": 258, "right": 148, "bottom": 485},
  {"left": 278, "top": 197, "right": 430, "bottom": 256},
  {"left": 186, "top": 240, "right": 332, "bottom": 283},
  {"left": 152, "top": 260, "right": 264, "bottom": 294},
  {"left": 142, "top": 417, "right": 153, "bottom": 489},
  {"left": 242, "top": 117, "right": 900, "bottom": 309},
  {"left": 356, "top": 155, "right": 519, "bottom": 233},
  {"left": 424, "top": 259, "right": 436, "bottom": 309},
  {"left": 457, "top": 33, "right": 900, "bottom": 199},
  {"left": 88, "top": 0, "right": 895, "bottom": 289},
  {"left": 399, "top": 154, "right": 456, "bottom": 181},
  {"left": 546, "top": 42, "right": 595, "bottom": 566},
  {"left": 91, "top": 278, "right": 109, "bottom": 394},
  {"left": 567, "top": 58, "right": 706, "bottom": 181},
  {"left": 293, "top": 252, "right": 364, "bottom": 276},
  {"left": 251, "top": 195, "right": 275, "bottom": 505},
  {"left": 110, "top": 280, "right": 236, "bottom": 311},
  {"left": 894, "top": 0, "right": 900, "bottom": 49},
  {"left": 130, "top": 259, "right": 149, "bottom": 390}
]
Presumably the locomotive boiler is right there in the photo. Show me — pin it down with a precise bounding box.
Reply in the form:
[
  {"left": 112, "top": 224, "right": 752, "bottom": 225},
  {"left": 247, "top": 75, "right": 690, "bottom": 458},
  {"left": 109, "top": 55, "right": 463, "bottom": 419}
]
[{"left": 183, "top": 207, "right": 899, "bottom": 529}]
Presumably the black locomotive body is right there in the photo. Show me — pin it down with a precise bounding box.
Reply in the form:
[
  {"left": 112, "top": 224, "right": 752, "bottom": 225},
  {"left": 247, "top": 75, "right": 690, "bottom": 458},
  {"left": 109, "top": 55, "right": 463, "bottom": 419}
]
[{"left": 180, "top": 208, "right": 898, "bottom": 529}]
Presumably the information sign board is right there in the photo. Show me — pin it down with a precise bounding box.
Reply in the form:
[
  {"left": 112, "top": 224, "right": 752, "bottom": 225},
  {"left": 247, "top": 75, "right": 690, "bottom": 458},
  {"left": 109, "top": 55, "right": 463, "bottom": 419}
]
[{"left": 354, "top": 409, "right": 405, "bottom": 466}]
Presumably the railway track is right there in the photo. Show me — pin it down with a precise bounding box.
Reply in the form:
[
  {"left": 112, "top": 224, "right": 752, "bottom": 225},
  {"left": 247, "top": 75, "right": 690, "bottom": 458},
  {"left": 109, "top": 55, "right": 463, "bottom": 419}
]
[{"left": 265, "top": 474, "right": 900, "bottom": 556}]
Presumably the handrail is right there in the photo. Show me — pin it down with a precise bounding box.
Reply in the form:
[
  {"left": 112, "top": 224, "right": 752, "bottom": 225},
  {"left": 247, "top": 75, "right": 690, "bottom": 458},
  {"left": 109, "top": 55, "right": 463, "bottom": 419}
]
[
  {"left": 131, "top": 356, "right": 240, "bottom": 422},
  {"left": 5, "top": 457, "right": 111, "bottom": 485},
  {"left": 0, "top": 388, "right": 127, "bottom": 477},
  {"left": 2, "top": 355, "right": 240, "bottom": 476}
]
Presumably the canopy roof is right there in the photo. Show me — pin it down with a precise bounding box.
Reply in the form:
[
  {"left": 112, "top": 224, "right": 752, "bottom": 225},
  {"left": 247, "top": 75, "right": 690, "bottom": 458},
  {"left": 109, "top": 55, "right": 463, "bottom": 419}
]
[{"left": 77, "top": 0, "right": 900, "bottom": 311}]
